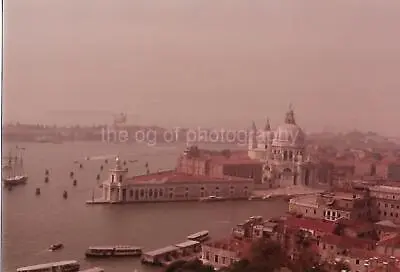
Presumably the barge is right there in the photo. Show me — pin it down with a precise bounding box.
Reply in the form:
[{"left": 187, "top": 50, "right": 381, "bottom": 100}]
[
  {"left": 17, "top": 260, "right": 79, "bottom": 272},
  {"left": 187, "top": 230, "right": 209, "bottom": 242},
  {"left": 85, "top": 246, "right": 142, "bottom": 258}
]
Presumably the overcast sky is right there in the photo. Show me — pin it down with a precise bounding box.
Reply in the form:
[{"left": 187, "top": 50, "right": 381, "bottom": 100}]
[{"left": 3, "top": 0, "right": 400, "bottom": 136}]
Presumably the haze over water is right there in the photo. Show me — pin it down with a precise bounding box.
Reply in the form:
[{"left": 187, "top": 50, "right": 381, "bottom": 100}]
[
  {"left": 3, "top": 0, "right": 400, "bottom": 135},
  {"left": 2, "top": 142, "right": 288, "bottom": 272}
]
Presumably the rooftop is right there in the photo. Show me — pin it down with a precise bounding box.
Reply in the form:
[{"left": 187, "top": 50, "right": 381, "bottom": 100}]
[
  {"left": 284, "top": 216, "right": 337, "bottom": 234},
  {"left": 321, "top": 234, "right": 375, "bottom": 249},
  {"left": 289, "top": 194, "right": 318, "bottom": 207},
  {"left": 203, "top": 238, "right": 252, "bottom": 257},
  {"left": 123, "top": 170, "right": 253, "bottom": 185},
  {"left": 376, "top": 233, "right": 400, "bottom": 247},
  {"left": 370, "top": 185, "right": 400, "bottom": 194}
]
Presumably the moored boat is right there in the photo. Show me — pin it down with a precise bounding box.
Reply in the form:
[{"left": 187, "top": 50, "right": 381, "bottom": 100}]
[
  {"left": 2, "top": 147, "right": 28, "bottom": 187},
  {"left": 199, "top": 196, "right": 225, "bottom": 202},
  {"left": 85, "top": 245, "right": 142, "bottom": 258},
  {"left": 78, "top": 267, "right": 104, "bottom": 272},
  {"left": 49, "top": 243, "right": 64, "bottom": 251},
  {"left": 187, "top": 230, "right": 209, "bottom": 242},
  {"left": 17, "top": 260, "right": 79, "bottom": 272}
]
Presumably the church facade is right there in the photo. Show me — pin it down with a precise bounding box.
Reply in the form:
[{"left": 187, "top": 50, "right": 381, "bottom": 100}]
[{"left": 248, "top": 107, "right": 317, "bottom": 189}]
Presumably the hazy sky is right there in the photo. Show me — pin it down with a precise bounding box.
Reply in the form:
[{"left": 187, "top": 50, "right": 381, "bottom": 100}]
[{"left": 3, "top": 0, "right": 400, "bottom": 136}]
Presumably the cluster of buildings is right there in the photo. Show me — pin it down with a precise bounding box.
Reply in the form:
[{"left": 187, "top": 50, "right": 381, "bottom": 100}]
[
  {"left": 96, "top": 106, "right": 400, "bottom": 204},
  {"left": 201, "top": 211, "right": 400, "bottom": 271}
]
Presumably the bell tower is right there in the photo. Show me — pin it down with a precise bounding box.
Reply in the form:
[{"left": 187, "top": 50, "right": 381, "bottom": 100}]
[{"left": 109, "top": 156, "right": 128, "bottom": 184}]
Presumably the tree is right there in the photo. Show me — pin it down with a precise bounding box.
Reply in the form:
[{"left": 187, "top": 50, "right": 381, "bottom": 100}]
[{"left": 165, "top": 259, "right": 214, "bottom": 272}]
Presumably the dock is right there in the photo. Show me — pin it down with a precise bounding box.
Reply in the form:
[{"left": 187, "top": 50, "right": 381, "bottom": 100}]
[{"left": 141, "top": 240, "right": 201, "bottom": 266}]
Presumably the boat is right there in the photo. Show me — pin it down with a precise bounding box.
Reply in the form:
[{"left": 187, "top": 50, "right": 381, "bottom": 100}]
[
  {"left": 17, "top": 260, "right": 79, "bottom": 272},
  {"left": 199, "top": 196, "right": 225, "bottom": 202},
  {"left": 2, "top": 147, "right": 28, "bottom": 187},
  {"left": 49, "top": 243, "right": 64, "bottom": 251},
  {"left": 78, "top": 267, "right": 104, "bottom": 272},
  {"left": 63, "top": 191, "right": 68, "bottom": 199},
  {"left": 85, "top": 245, "right": 142, "bottom": 258},
  {"left": 36, "top": 188, "right": 41, "bottom": 195},
  {"left": 187, "top": 230, "right": 210, "bottom": 242}
]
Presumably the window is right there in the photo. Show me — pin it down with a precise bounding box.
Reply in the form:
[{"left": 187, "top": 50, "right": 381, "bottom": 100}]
[
  {"left": 384, "top": 212, "right": 387, "bottom": 216},
  {"left": 154, "top": 190, "right": 158, "bottom": 198},
  {"left": 222, "top": 257, "right": 226, "bottom": 264},
  {"left": 392, "top": 204, "right": 394, "bottom": 208},
  {"left": 159, "top": 189, "right": 163, "bottom": 197},
  {"left": 119, "top": 175, "right": 122, "bottom": 182},
  {"left": 140, "top": 189, "right": 144, "bottom": 198},
  {"left": 205, "top": 252, "right": 210, "bottom": 260},
  {"left": 314, "top": 209, "right": 316, "bottom": 214},
  {"left": 214, "top": 255, "right": 219, "bottom": 263},
  {"left": 356, "top": 259, "right": 360, "bottom": 264},
  {"left": 111, "top": 175, "right": 115, "bottom": 182},
  {"left": 306, "top": 209, "right": 308, "bottom": 213},
  {"left": 129, "top": 190, "right": 133, "bottom": 197},
  {"left": 149, "top": 189, "right": 153, "bottom": 197},
  {"left": 385, "top": 204, "right": 388, "bottom": 208}
]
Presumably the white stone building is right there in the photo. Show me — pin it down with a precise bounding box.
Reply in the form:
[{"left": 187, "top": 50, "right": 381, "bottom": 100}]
[
  {"left": 248, "top": 106, "right": 315, "bottom": 188},
  {"left": 98, "top": 157, "right": 254, "bottom": 203}
]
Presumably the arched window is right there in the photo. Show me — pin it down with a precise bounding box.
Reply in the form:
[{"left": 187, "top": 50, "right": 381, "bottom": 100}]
[
  {"left": 149, "top": 189, "right": 153, "bottom": 197},
  {"left": 129, "top": 190, "right": 133, "bottom": 197},
  {"left": 119, "top": 175, "right": 122, "bottom": 182},
  {"left": 140, "top": 189, "right": 144, "bottom": 198},
  {"left": 111, "top": 175, "right": 115, "bottom": 182}
]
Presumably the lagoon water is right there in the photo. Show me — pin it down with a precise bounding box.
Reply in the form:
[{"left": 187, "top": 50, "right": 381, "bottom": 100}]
[{"left": 2, "top": 142, "right": 287, "bottom": 272}]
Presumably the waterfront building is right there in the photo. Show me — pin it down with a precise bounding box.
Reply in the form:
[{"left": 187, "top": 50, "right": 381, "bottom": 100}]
[
  {"left": 289, "top": 190, "right": 371, "bottom": 221},
  {"left": 200, "top": 238, "right": 252, "bottom": 269},
  {"left": 369, "top": 185, "right": 400, "bottom": 224},
  {"left": 99, "top": 157, "right": 254, "bottom": 203}
]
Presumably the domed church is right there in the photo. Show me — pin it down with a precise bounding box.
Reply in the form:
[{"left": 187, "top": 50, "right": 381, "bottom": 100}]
[{"left": 248, "top": 106, "right": 315, "bottom": 188}]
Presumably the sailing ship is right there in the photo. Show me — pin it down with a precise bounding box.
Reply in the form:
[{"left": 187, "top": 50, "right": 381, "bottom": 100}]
[{"left": 2, "top": 146, "right": 28, "bottom": 187}]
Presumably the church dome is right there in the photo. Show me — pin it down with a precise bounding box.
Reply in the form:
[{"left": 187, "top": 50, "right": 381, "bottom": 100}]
[
  {"left": 272, "top": 106, "right": 306, "bottom": 148},
  {"left": 272, "top": 123, "right": 305, "bottom": 147}
]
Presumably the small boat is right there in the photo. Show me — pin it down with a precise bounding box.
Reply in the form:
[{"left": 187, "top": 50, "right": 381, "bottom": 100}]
[
  {"left": 100, "top": 165, "right": 103, "bottom": 171},
  {"left": 187, "top": 230, "right": 209, "bottom": 242},
  {"left": 262, "top": 194, "right": 272, "bottom": 200},
  {"left": 36, "top": 188, "right": 41, "bottom": 195},
  {"left": 96, "top": 174, "right": 100, "bottom": 181},
  {"left": 63, "top": 191, "right": 68, "bottom": 199},
  {"left": 73, "top": 180, "right": 77, "bottom": 186},
  {"left": 45, "top": 176, "right": 49, "bottom": 183},
  {"left": 49, "top": 243, "right": 64, "bottom": 251},
  {"left": 79, "top": 164, "right": 83, "bottom": 169},
  {"left": 248, "top": 195, "right": 263, "bottom": 201},
  {"left": 199, "top": 196, "right": 225, "bottom": 202},
  {"left": 45, "top": 169, "right": 49, "bottom": 175},
  {"left": 85, "top": 246, "right": 142, "bottom": 258},
  {"left": 17, "top": 260, "right": 79, "bottom": 272},
  {"left": 78, "top": 267, "right": 104, "bottom": 272},
  {"left": 70, "top": 171, "right": 74, "bottom": 178}
]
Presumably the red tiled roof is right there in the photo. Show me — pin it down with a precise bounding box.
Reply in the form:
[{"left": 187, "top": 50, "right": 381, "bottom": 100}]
[
  {"left": 321, "top": 234, "right": 375, "bottom": 249},
  {"left": 336, "top": 218, "right": 374, "bottom": 233},
  {"left": 204, "top": 237, "right": 252, "bottom": 258},
  {"left": 376, "top": 233, "right": 400, "bottom": 247},
  {"left": 125, "top": 170, "right": 252, "bottom": 185},
  {"left": 284, "top": 216, "right": 337, "bottom": 234}
]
